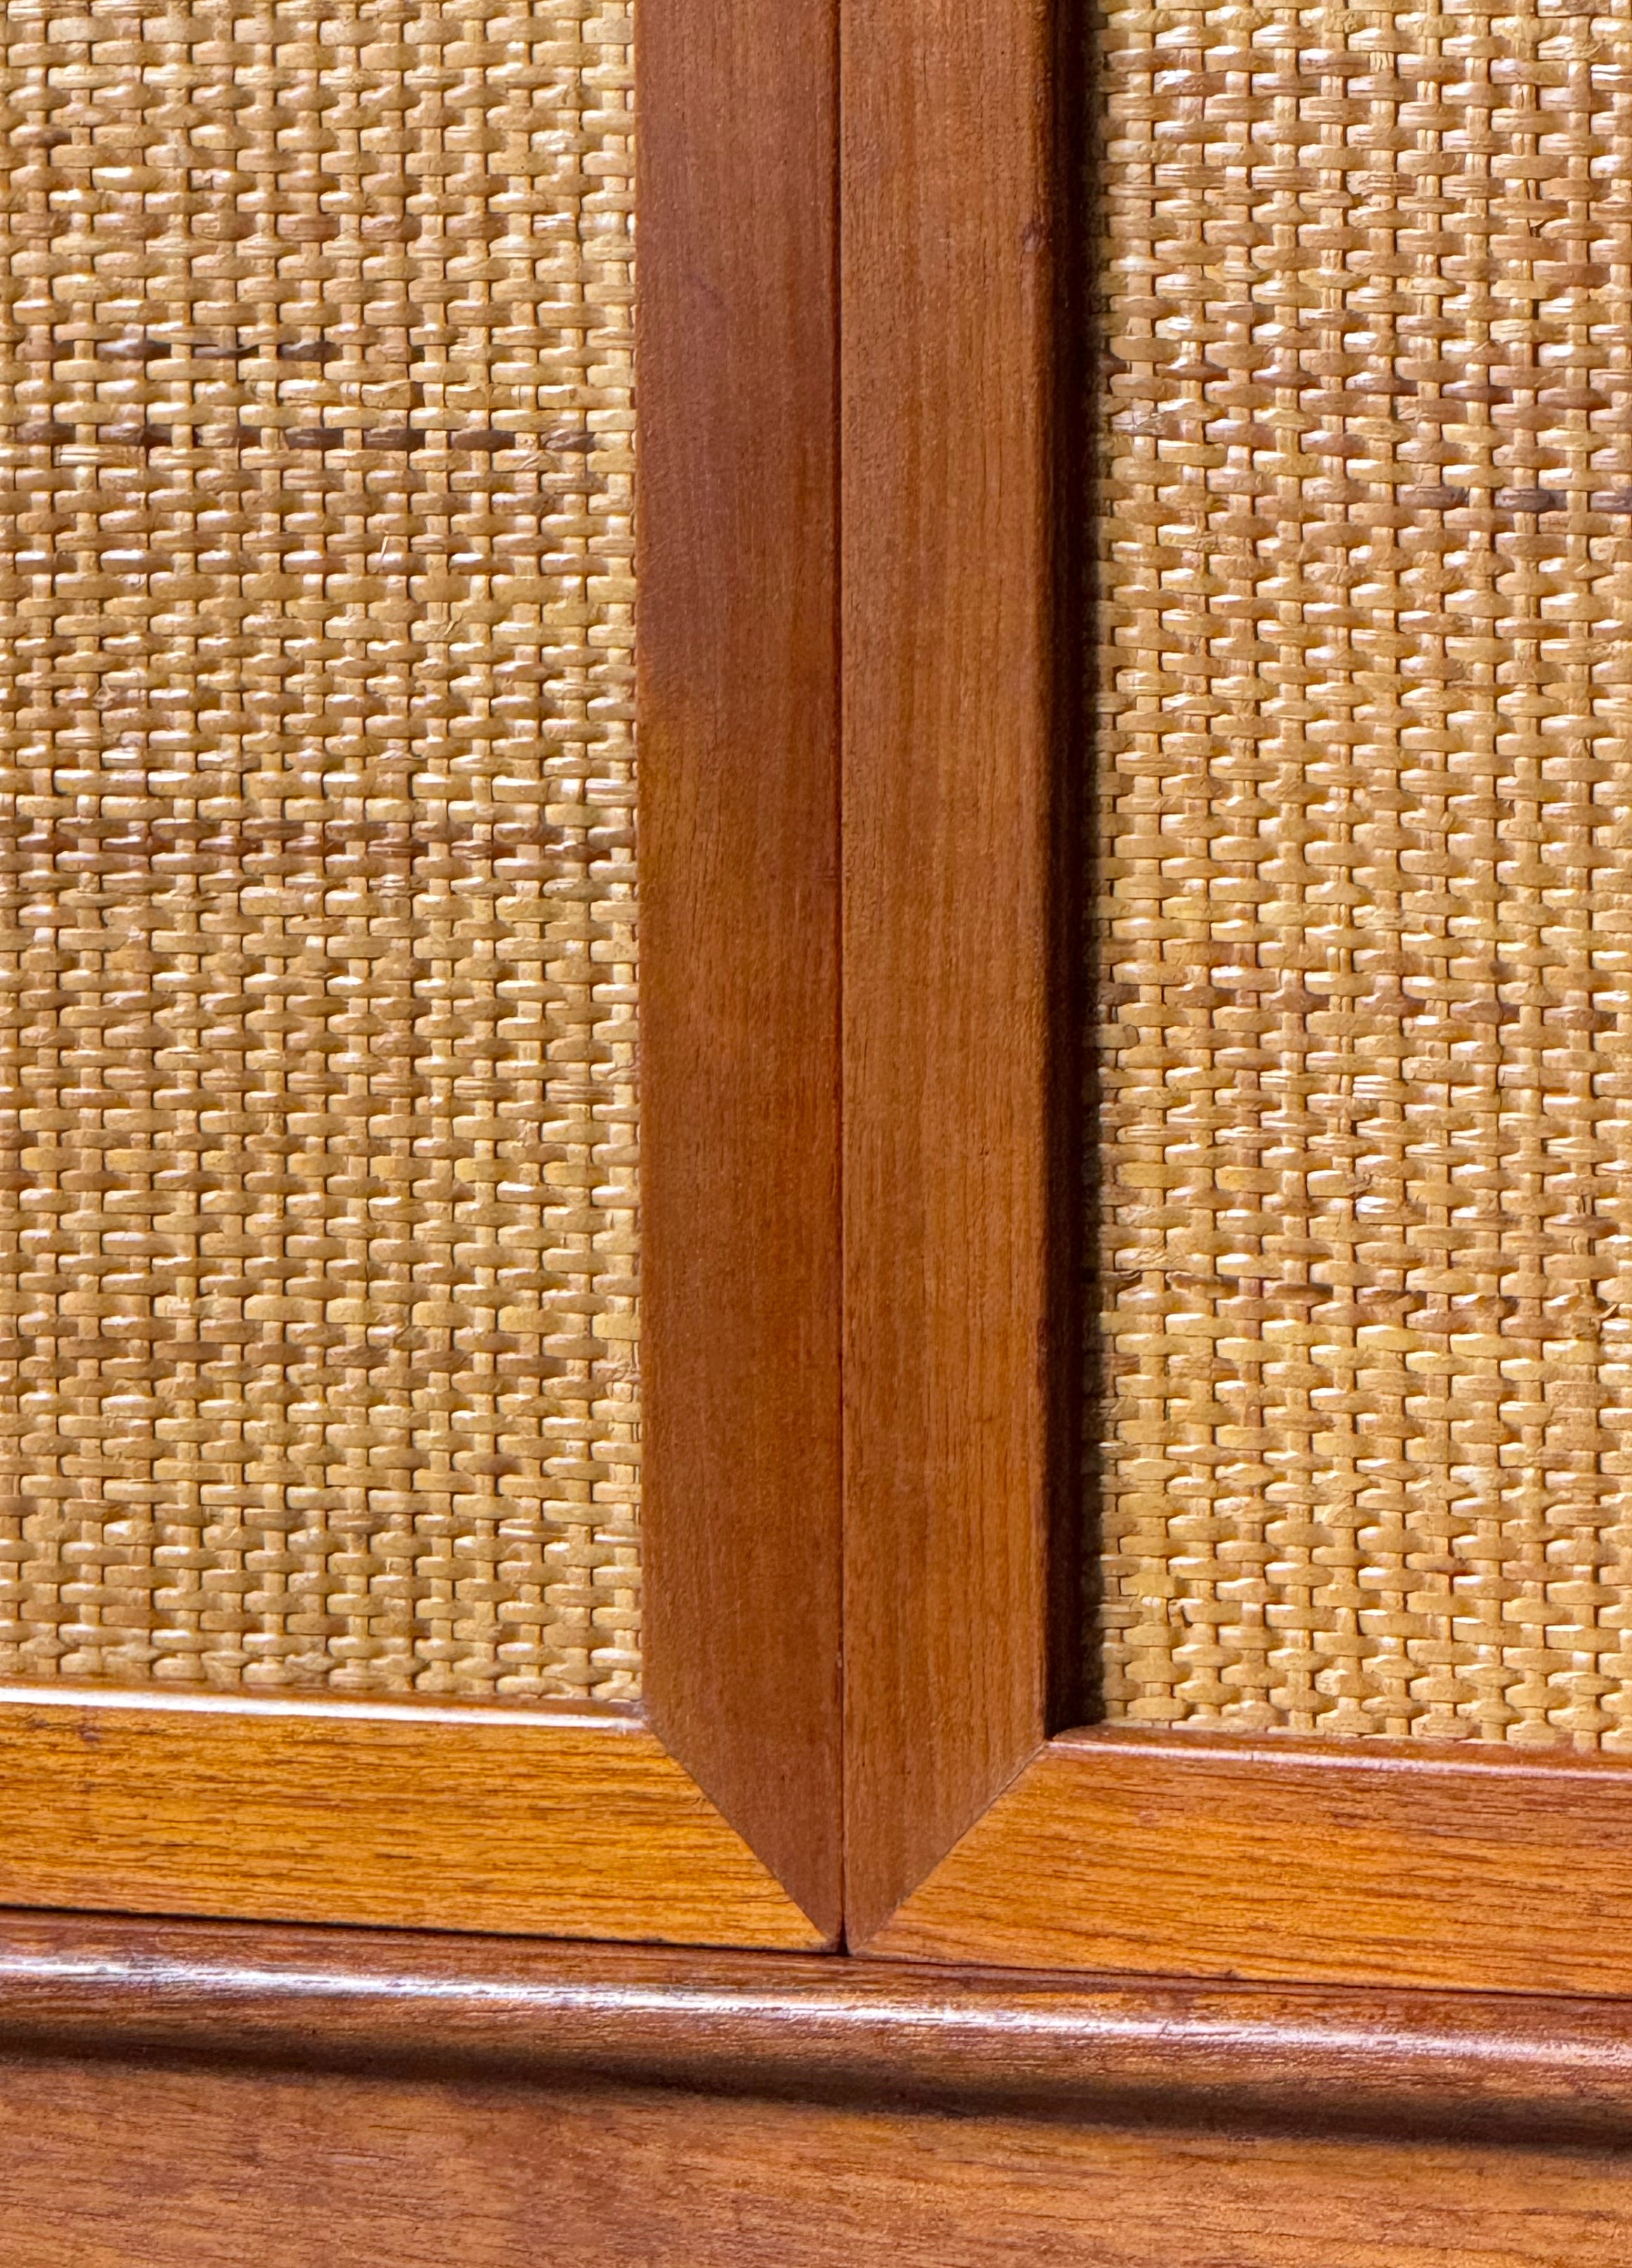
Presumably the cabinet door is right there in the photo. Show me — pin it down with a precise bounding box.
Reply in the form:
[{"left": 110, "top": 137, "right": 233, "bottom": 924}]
[
  {"left": 0, "top": 0, "right": 841, "bottom": 1949},
  {"left": 843, "top": 0, "right": 1632, "bottom": 1992}
]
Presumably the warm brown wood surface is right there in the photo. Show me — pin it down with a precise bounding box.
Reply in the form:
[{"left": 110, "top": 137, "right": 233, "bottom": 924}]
[
  {"left": 13, "top": 1912, "right": 1632, "bottom": 2144},
  {"left": 0, "top": 1692, "right": 823, "bottom": 1948},
  {"left": 3, "top": 2049, "right": 1628, "bottom": 2267},
  {"left": 869, "top": 1727, "right": 1632, "bottom": 1992},
  {"left": 639, "top": 0, "right": 843, "bottom": 1940},
  {"left": 841, "top": 0, "right": 1065, "bottom": 1947}
]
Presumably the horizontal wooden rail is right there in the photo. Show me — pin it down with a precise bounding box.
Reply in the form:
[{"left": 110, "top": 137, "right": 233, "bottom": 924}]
[
  {"left": 865, "top": 1727, "right": 1632, "bottom": 1990},
  {"left": 4, "top": 1913, "right": 1632, "bottom": 2145},
  {"left": 0, "top": 1694, "right": 822, "bottom": 1949}
]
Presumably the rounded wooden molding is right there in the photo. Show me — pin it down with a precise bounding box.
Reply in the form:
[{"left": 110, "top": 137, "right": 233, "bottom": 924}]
[{"left": 3, "top": 1913, "right": 1632, "bottom": 2145}]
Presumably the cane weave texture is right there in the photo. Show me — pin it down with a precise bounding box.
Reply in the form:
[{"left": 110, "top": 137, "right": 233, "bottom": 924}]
[
  {"left": 1098, "top": 0, "right": 1632, "bottom": 1744},
  {"left": 0, "top": 0, "right": 640, "bottom": 1699}
]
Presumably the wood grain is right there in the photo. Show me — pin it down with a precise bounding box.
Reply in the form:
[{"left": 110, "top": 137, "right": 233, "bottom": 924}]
[
  {"left": 13, "top": 1912, "right": 1632, "bottom": 2144},
  {"left": 2, "top": 2049, "right": 1628, "bottom": 2267},
  {"left": 869, "top": 1727, "right": 1632, "bottom": 1992},
  {"left": 841, "top": 0, "right": 1065, "bottom": 1945},
  {"left": 639, "top": 0, "right": 843, "bottom": 1938},
  {"left": 0, "top": 1691, "right": 824, "bottom": 1948}
]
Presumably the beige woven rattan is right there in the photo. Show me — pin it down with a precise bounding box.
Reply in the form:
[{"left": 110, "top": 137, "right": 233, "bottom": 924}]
[
  {"left": 1098, "top": 0, "right": 1632, "bottom": 1744},
  {"left": 0, "top": 0, "right": 638, "bottom": 1699}
]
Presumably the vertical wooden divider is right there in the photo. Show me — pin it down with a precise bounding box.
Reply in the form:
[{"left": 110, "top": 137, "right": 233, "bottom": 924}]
[
  {"left": 640, "top": 0, "right": 844, "bottom": 1937},
  {"left": 841, "top": 0, "right": 1066, "bottom": 1943}
]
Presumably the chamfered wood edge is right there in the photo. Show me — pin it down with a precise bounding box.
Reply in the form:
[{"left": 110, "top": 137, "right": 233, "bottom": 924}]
[
  {"left": 638, "top": 0, "right": 843, "bottom": 1937},
  {"left": 0, "top": 1691, "right": 829, "bottom": 1952},
  {"left": 6, "top": 1910, "right": 1632, "bottom": 2147},
  {"left": 863, "top": 1726, "right": 1632, "bottom": 1995}
]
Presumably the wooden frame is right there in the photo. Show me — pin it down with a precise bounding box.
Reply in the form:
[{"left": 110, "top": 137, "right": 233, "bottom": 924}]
[
  {"left": 0, "top": 0, "right": 842, "bottom": 1953},
  {"left": 839, "top": 0, "right": 1632, "bottom": 1992}
]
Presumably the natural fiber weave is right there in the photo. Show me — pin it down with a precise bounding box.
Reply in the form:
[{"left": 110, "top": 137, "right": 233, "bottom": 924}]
[
  {"left": 0, "top": 0, "right": 639, "bottom": 1697},
  {"left": 1097, "top": 0, "right": 1632, "bottom": 1744}
]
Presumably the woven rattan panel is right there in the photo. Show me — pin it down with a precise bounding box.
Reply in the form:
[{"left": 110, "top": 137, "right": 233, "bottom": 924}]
[
  {"left": 1097, "top": 0, "right": 1632, "bottom": 1744},
  {"left": 0, "top": 0, "right": 638, "bottom": 1698}
]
